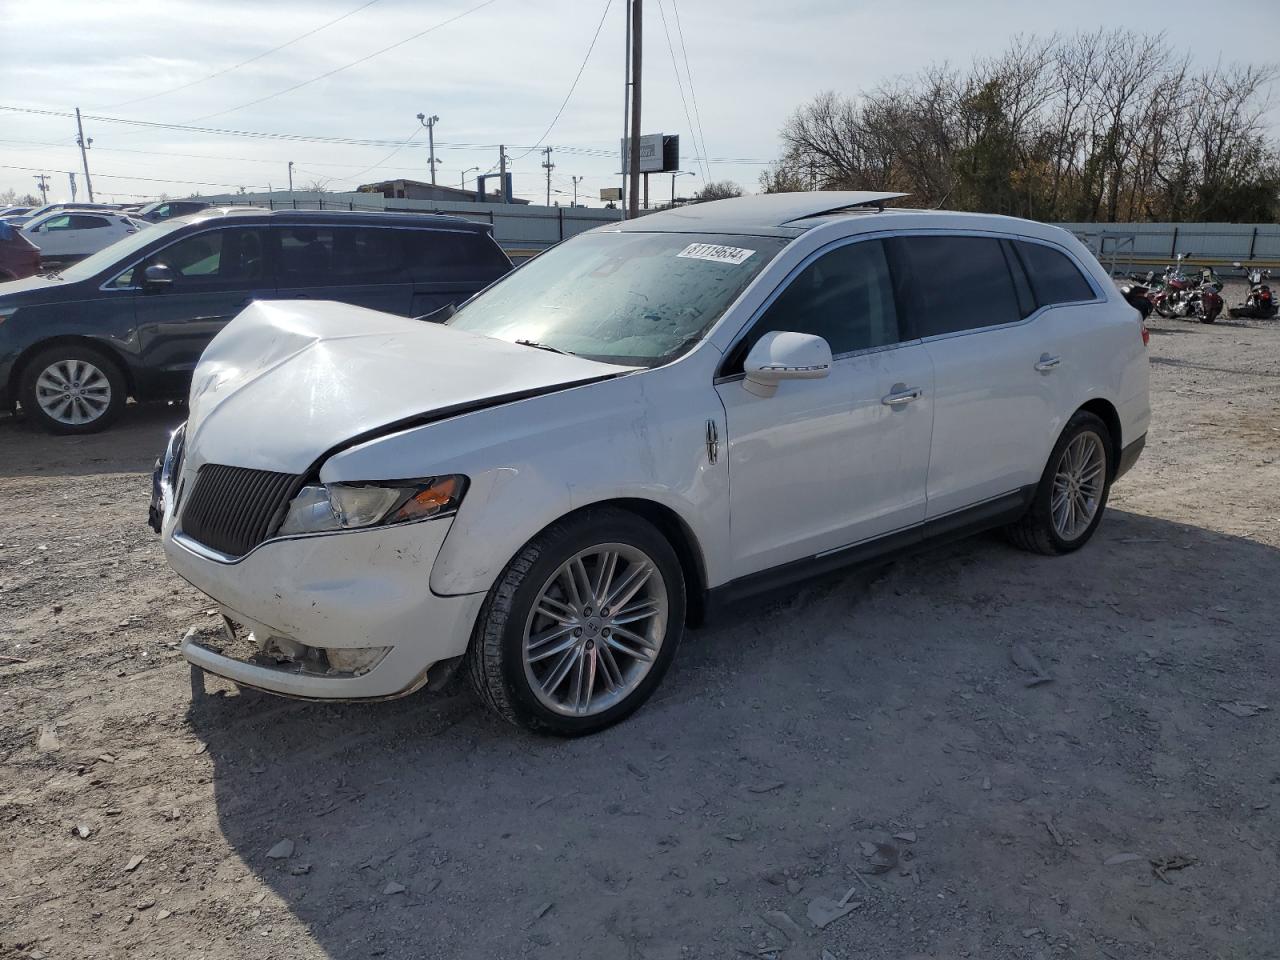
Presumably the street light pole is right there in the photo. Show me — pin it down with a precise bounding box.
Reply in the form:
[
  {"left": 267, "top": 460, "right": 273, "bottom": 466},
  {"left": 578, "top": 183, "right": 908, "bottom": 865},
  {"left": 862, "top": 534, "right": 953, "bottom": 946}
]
[
  {"left": 461, "top": 166, "right": 479, "bottom": 189},
  {"left": 572, "top": 175, "right": 583, "bottom": 206},
  {"left": 670, "top": 170, "right": 695, "bottom": 206},
  {"left": 287, "top": 161, "right": 294, "bottom": 194},
  {"left": 417, "top": 113, "right": 440, "bottom": 186}
]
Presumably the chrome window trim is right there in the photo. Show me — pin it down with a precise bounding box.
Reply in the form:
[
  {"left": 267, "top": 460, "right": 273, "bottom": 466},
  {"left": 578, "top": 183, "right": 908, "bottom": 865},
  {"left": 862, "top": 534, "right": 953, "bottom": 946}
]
[
  {"left": 98, "top": 221, "right": 492, "bottom": 293},
  {"left": 715, "top": 226, "right": 1107, "bottom": 380}
]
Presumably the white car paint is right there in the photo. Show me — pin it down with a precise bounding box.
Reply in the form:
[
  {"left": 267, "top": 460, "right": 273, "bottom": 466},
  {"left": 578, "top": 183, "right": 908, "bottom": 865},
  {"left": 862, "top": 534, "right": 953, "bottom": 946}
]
[
  {"left": 157, "top": 198, "right": 1150, "bottom": 702},
  {"left": 22, "top": 211, "right": 142, "bottom": 259}
]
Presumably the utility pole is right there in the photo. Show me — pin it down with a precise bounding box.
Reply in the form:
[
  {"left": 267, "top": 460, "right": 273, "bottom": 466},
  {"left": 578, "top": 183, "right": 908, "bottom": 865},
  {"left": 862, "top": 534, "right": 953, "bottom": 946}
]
[
  {"left": 620, "top": 0, "right": 631, "bottom": 217},
  {"left": 627, "top": 0, "right": 642, "bottom": 220},
  {"left": 74, "top": 107, "right": 95, "bottom": 202},
  {"left": 33, "top": 174, "right": 49, "bottom": 204},
  {"left": 541, "top": 147, "right": 555, "bottom": 207},
  {"left": 68, "top": 172, "right": 78, "bottom": 202},
  {"left": 287, "top": 161, "right": 294, "bottom": 193},
  {"left": 417, "top": 113, "right": 439, "bottom": 186},
  {"left": 571, "top": 175, "right": 583, "bottom": 207},
  {"left": 498, "top": 145, "right": 508, "bottom": 204}
]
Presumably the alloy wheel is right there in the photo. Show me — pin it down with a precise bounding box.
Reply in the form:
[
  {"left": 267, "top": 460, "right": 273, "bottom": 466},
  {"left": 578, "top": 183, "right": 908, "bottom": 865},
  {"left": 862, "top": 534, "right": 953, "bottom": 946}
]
[
  {"left": 1051, "top": 431, "right": 1106, "bottom": 541},
  {"left": 34, "top": 359, "right": 113, "bottom": 426},
  {"left": 521, "top": 543, "right": 669, "bottom": 717}
]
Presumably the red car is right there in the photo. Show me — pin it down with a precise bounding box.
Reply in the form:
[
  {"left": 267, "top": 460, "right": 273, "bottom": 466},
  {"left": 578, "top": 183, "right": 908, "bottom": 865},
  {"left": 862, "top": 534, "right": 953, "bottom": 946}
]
[{"left": 0, "top": 220, "right": 41, "bottom": 282}]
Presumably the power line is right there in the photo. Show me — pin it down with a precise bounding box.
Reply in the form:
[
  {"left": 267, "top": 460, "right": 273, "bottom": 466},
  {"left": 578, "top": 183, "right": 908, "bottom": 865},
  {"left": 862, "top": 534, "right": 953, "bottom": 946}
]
[
  {"left": 0, "top": 162, "right": 267, "bottom": 190},
  {"left": 0, "top": 105, "right": 624, "bottom": 158},
  {"left": 510, "top": 0, "right": 612, "bottom": 161},
  {"left": 187, "top": 0, "right": 502, "bottom": 123},
  {"left": 103, "top": 0, "right": 385, "bottom": 110},
  {"left": 654, "top": 0, "right": 705, "bottom": 181},
  {"left": 337, "top": 126, "right": 426, "bottom": 186},
  {"left": 670, "top": 0, "right": 712, "bottom": 183}
]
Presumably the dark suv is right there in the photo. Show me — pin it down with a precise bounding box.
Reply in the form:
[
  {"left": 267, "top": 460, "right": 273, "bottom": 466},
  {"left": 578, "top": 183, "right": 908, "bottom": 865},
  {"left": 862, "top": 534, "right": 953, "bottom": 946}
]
[
  {"left": 0, "top": 208, "right": 512, "bottom": 433},
  {"left": 135, "top": 199, "right": 212, "bottom": 222}
]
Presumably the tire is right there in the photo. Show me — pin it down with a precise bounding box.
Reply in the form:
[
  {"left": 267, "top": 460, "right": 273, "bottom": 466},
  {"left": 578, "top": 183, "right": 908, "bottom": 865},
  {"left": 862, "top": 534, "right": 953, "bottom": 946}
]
[
  {"left": 18, "top": 344, "right": 127, "bottom": 434},
  {"left": 466, "top": 507, "right": 686, "bottom": 736},
  {"left": 1006, "top": 411, "right": 1113, "bottom": 556}
]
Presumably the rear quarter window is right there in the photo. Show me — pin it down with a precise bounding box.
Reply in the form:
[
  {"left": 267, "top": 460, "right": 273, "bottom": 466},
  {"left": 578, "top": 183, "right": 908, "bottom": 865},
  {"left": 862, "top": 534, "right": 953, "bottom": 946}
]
[
  {"left": 404, "top": 229, "right": 511, "bottom": 283},
  {"left": 1015, "top": 240, "right": 1096, "bottom": 306}
]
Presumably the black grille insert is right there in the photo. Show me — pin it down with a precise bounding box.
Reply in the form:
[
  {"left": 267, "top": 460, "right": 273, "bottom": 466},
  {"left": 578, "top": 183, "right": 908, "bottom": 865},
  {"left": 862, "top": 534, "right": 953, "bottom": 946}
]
[{"left": 179, "top": 464, "right": 301, "bottom": 558}]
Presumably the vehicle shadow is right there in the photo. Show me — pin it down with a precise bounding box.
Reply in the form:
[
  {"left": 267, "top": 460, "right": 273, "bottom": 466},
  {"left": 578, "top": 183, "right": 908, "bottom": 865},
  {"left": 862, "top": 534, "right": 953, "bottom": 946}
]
[
  {"left": 185, "top": 508, "right": 1280, "bottom": 960},
  {"left": 0, "top": 402, "right": 183, "bottom": 478}
]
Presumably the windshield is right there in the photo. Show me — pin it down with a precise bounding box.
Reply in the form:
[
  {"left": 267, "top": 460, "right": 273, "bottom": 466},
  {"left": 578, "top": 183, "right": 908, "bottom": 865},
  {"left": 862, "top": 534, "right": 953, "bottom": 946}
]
[
  {"left": 57, "top": 220, "right": 185, "bottom": 282},
  {"left": 447, "top": 230, "right": 788, "bottom": 365}
]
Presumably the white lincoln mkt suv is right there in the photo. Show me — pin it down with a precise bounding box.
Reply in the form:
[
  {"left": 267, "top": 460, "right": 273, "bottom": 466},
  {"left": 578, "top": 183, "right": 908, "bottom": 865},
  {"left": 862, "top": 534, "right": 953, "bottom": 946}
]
[{"left": 153, "top": 192, "right": 1149, "bottom": 735}]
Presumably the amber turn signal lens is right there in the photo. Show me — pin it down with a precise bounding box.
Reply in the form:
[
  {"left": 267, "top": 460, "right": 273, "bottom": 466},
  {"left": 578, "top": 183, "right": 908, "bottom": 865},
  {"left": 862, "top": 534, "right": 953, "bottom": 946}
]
[{"left": 389, "top": 476, "right": 464, "bottom": 523}]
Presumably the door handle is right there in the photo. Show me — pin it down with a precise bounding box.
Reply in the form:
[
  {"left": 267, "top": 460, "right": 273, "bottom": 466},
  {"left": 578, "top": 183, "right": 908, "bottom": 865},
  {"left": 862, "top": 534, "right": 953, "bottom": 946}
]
[
  {"left": 881, "top": 385, "right": 922, "bottom": 406},
  {"left": 1035, "top": 353, "right": 1061, "bottom": 372}
]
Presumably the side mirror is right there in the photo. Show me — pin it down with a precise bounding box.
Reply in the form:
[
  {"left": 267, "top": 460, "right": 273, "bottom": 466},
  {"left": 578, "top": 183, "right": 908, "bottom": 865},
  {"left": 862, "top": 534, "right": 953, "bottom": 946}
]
[
  {"left": 742, "top": 331, "right": 832, "bottom": 398},
  {"left": 143, "top": 263, "right": 175, "bottom": 289}
]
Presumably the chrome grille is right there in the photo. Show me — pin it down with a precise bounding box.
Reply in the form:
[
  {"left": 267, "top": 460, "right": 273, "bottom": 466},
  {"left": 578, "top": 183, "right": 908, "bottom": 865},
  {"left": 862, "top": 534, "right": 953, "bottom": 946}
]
[{"left": 179, "top": 464, "right": 301, "bottom": 558}]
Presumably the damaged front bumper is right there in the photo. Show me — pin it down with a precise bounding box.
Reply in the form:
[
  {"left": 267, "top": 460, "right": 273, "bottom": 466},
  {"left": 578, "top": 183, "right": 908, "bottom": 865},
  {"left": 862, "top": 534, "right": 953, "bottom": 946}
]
[{"left": 152, "top": 428, "right": 485, "bottom": 700}]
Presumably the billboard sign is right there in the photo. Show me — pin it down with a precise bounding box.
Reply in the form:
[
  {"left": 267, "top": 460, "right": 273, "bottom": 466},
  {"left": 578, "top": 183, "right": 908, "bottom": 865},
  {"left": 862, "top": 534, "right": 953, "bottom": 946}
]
[{"left": 621, "top": 133, "right": 679, "bottom": 174}]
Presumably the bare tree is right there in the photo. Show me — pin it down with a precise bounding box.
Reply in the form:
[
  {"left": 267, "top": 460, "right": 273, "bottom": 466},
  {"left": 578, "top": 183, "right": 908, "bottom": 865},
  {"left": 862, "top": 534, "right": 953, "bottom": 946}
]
[
  {"left": 764, "top": 30, "right": 1279, "bottom": 222},
  {"left": 693, "top": 180, "right": 744, "bottom": 202}
]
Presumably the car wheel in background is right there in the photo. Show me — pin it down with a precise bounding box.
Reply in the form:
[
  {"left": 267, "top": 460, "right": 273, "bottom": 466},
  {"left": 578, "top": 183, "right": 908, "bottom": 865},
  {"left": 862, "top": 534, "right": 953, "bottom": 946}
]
[
  {"left": 467, "top": 507, "right": 686, "bottom": 736},
  {"left": 18, "top": 345, "right": 127, "bottom": 434},
  {"left": 1006, "top": 411, "right": 1113, "bottom": 556}
]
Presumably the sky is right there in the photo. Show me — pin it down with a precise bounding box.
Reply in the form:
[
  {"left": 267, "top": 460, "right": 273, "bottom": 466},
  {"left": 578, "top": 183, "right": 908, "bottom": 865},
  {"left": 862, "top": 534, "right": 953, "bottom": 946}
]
[{"left": 1, "top": 0, "right": 1276, "bottom": 207}]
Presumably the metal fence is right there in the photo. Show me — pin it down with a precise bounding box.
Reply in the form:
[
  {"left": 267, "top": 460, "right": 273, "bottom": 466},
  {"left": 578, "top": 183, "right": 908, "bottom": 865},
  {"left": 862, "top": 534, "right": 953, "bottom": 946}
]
[
  {"left": 196, "top": 193, "right": 1280, "bottom": 271},
  {"left": 1057, "top": 222, "right": 1280, "bottom": 274},
  {"left": 199, "top": 191, "right": 622, "bottom": 259}
]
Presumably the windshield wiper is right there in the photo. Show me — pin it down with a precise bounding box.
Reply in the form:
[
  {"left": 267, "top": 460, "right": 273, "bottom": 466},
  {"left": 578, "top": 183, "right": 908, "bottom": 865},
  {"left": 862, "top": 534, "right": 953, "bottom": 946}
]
[{"left": 514, "top": 338, "right": 574, "bottom": 356}]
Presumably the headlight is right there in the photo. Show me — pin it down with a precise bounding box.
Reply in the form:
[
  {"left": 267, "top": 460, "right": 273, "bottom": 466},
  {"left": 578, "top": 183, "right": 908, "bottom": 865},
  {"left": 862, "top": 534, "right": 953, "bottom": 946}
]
[{"left": 277, "top": 475, "right": 466, "bottom": 536}]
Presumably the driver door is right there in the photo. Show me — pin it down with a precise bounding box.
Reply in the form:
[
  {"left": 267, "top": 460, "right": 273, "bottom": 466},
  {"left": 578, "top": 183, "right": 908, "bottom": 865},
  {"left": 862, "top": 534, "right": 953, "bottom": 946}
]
[
  {"left": 714, "top": 238, "right": 935, "bottom": 579},
  {"left": 128, "top": 226, "right": 275, "bottom": 395}
]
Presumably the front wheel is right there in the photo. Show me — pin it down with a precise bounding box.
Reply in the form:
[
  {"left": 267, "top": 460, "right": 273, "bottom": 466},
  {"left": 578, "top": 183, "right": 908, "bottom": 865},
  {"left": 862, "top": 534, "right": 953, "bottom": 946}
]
[
  {"left": 1006, "top": 411, "right": 1113, "bottom": 556},
  {"left": 467, "top": 507, "right": 686, "bottom": 736},
  {"left": 18, "top": 345, "right": 127, "bottom": 434}
]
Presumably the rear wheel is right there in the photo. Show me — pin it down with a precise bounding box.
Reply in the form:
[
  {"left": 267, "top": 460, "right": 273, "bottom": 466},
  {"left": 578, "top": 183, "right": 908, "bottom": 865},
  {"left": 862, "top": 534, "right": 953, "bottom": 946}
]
[
  {"left": 19, "top": 345, "right": 126, "bottom": 434},
  {"left": 467, "top": 507, "right": 686, "bottom": 736},
  {"left": 1006, "top": 411, "right": 1112, "bottom": 556}
]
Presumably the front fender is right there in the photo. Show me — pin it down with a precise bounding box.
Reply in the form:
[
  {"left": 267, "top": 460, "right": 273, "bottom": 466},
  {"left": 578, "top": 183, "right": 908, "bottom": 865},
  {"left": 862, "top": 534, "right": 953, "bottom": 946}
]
[{"left": 320, "top": 350, "right": 731, "bottom": 597}]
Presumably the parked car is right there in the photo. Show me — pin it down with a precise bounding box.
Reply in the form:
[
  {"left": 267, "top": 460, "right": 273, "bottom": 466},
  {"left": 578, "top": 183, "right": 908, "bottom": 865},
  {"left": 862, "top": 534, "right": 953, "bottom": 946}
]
[
  {"left": 135, "top": 199, "right": 212, "bottom": 223},
  {"left": 150, "top": 192, "right": 1151, "bottom": 736},
  {"left": 0, "top": 206, "right": 33, "bottom": 219},
  {"left": 21, "top": 210, "right": 145, "bottom": 262},
  {"left": 0, "top": 219, "right": 41, "bottom": 281},
  {"left": 0, "top": 208, "right": 512, "bottom": 432},
  {"left": 3, "top": 201, "right": 125, "bottom": 227}
]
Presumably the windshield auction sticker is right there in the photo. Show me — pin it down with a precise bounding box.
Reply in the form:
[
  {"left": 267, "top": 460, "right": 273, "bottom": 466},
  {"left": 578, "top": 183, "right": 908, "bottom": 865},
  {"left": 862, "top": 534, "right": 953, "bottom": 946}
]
[{"left": 677, "top": 243, "right": 756, "bottom": 265}]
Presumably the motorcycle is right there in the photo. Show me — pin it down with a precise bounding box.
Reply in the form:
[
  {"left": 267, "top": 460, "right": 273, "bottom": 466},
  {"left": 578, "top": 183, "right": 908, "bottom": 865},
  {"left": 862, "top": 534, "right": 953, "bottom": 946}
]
[
  {"left": 1227, "top": 261, "right": 1276, "bottom": 319},
  {"left": 1119, "top": 275, "right": 1153, "bottom": 319},
  {"left": 1178, "top": 267, "right": 1223, "bottom": 324},
  {"left": 1151, "top": 254, "right": 1194, "bottom": 318}
]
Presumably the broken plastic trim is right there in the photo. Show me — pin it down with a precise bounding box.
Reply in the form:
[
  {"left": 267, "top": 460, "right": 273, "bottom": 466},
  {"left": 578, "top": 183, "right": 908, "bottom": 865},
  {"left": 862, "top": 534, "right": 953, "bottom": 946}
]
[{"left": 196, "top": 616, "right": 391, "bottom": 679}]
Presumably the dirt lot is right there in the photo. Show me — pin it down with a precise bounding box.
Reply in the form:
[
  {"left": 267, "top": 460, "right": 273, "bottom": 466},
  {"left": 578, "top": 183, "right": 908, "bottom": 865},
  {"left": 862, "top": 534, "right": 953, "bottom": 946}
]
[{"left": 2, "top": 304, "right": 1278, "bottom": 960}]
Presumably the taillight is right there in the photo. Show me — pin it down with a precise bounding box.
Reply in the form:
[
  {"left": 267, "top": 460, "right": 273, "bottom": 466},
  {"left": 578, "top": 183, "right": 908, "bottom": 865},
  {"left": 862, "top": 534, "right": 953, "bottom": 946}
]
[{"left": 1140, "top": 319, "right": 1150, "bottom": 347}]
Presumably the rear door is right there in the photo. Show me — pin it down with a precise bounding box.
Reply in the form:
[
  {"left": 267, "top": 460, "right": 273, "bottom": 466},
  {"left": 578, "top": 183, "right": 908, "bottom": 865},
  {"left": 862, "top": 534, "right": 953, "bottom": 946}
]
[
  {"left": 29, "top": 213, "right": 123, "bottom": 258},
  {"left": 402, "top": 228, "right": 512, "bottom": 316},
  {"left": 129, "top": 225, "right": 275, "bottom": 394},
  {"left": 716, "top": 237, "right": 935, "bottom": 577},
  {"left": 888, "top": 234, "right": 1070, "bottom": 517},
  {"left": 275, "top": 224, "right": 414, "bottom": 315}
]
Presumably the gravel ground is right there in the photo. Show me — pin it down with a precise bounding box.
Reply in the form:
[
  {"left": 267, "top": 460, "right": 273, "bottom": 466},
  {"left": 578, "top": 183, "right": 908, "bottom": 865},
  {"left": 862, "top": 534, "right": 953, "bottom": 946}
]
[{"left": 1, "top": 301, "right": 1277, "bottom": 960}]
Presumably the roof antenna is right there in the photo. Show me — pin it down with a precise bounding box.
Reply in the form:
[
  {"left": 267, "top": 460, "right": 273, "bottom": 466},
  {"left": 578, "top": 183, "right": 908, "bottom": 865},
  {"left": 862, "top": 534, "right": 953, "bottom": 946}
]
[{"left": 932, "top": 189, "right": 953, "bottom": 211}]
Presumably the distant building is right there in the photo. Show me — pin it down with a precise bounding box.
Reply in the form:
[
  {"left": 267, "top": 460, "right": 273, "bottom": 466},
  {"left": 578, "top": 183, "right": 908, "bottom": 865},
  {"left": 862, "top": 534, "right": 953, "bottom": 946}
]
[{"left": 357, "top": 179, "right": 530, "bottom": 205}]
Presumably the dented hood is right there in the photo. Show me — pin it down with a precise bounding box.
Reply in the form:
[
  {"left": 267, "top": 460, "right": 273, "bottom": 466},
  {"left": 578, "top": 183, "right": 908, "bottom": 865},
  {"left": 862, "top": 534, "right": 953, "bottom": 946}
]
[{"left": 184, "top": 299, "right": 628, "bottom": 474}]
